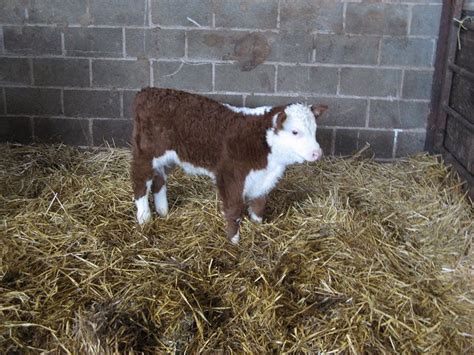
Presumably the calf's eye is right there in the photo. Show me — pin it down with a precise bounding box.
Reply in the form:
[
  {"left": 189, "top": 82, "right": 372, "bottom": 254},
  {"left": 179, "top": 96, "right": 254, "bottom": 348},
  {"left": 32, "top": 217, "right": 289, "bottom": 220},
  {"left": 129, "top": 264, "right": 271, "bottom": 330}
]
[{"left": 292, "top": 130, "right": 299, "bottom": 136}]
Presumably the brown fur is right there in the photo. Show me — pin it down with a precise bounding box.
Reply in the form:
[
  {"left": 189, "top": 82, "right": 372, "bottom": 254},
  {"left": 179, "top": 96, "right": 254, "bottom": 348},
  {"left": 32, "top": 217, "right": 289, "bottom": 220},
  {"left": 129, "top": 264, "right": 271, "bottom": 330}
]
[{"left": 132, "top": 88, "right": 288, "bottom": 239}]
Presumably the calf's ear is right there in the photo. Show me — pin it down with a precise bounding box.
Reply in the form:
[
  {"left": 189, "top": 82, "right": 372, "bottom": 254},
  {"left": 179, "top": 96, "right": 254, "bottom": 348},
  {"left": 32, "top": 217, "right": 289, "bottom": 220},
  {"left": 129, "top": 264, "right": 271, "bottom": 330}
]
[
  {"left": 273, "top": 111, "right": 287, "bottom": 130},
  {"left": 311, "top": 104, "right": 328, "bottom": 118}
]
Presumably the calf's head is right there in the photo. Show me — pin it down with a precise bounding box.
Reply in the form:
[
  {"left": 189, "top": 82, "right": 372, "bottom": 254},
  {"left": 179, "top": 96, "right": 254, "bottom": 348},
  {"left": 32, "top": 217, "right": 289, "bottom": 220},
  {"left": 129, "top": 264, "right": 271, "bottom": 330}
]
[{"left": 267, "top": 103, "right": 328, "bottom": 164}]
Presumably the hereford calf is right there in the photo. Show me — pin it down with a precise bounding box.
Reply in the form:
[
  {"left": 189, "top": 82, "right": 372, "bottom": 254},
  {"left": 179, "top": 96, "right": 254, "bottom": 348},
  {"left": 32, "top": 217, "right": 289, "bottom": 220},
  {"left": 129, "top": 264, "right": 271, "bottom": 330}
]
[{"left": 132, "top": 88, "right": 328, "bottom": 244}]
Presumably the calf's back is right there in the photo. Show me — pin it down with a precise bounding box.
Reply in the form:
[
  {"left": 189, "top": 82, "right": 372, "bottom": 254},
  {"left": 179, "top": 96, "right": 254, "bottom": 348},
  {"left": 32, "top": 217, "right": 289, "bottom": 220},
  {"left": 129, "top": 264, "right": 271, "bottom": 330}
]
[{"left": 132, "top": 87, "right": 274, "bottom": 172}]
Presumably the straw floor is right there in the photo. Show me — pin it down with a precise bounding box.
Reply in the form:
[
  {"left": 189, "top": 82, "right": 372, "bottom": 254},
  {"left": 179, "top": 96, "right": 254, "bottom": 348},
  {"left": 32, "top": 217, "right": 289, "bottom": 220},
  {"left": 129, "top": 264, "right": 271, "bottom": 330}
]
[{"left": 1, "top": 144, "right": 472, "bottom": 354}]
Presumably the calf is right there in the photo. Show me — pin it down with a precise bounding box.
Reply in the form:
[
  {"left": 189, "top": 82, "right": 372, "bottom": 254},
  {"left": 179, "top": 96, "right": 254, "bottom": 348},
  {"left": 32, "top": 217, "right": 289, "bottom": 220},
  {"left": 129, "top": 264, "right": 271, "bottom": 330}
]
[{"left": 132, "top": 88, "right": 327, "bottom": 244}]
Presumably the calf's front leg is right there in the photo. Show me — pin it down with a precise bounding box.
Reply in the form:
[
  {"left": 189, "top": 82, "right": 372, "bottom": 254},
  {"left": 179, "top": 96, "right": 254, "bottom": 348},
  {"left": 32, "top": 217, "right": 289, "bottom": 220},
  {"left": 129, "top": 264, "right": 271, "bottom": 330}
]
[
  {"left": 217, "top": 177, "right": 245, "bottom": 244},
  {"left": 224, "top": 204, "right": 244, "bottom": 244}
]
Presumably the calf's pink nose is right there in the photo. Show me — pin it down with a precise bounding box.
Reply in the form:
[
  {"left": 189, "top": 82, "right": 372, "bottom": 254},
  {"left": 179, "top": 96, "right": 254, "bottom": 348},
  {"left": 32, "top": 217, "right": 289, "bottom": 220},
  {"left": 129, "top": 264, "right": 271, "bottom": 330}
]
[{"left": 312, "top": 149, "right": 323, "bottom": 161}]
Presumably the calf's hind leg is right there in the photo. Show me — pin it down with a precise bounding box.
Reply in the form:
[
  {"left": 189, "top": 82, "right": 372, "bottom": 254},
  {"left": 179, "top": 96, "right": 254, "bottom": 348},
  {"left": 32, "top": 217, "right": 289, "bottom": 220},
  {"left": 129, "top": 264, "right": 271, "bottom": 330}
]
[
  {"left": 132, "top": 155, "right": 154, "bottom": 224},
  {"left": 248, "top": 195, "right": 266, "bottom": 223},
  {"left": 152, "top": 170, "right": 168, "bottom": 217}
]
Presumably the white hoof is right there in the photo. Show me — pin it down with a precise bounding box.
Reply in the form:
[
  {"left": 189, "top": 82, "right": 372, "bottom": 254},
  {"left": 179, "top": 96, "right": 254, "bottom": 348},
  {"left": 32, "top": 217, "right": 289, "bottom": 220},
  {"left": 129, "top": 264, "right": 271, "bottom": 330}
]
[
  {"left": 249, "top": 211, "right": 263, "bottom": 224},
  {"left": 135, "top": 195, "right": 151, "bottom": 225},
  {"left": 154, "top": 187, "right": 168, "bottom": 217},
  {"left": 230, "top": 233, "right": 240, "bottom": 245},
  {"left": 137, "top": 209, "right": 151, "bottom": 225}
]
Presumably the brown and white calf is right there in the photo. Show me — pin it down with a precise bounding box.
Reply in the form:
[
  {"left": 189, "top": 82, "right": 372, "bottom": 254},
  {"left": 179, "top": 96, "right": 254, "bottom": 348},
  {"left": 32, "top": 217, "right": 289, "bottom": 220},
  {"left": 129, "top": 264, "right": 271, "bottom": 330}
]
[{"left": 132, "top": 88, "right": 328, "bottom": 244}]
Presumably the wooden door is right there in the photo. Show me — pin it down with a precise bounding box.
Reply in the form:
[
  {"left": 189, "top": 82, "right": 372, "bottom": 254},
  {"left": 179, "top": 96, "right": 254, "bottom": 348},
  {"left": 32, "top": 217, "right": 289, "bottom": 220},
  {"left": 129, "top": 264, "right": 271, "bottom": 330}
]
[{"left": 427, "top": 0, "right": 474, "bottom": 199}]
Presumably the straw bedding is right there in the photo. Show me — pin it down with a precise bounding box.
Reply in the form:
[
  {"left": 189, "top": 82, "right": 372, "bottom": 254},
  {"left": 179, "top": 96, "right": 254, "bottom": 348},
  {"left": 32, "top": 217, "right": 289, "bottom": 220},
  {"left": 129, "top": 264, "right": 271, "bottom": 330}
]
[{"left": 0, "top": 144, "right": 472, "bottom": 354}]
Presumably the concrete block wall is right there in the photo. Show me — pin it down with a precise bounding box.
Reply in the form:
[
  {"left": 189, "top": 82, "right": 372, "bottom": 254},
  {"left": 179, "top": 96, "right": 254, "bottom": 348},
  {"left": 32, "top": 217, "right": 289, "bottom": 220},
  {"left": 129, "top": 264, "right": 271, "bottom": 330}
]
[
  {"left": 0, "top": 0, "right": 443, "bottom": 158},
  {"left": 465, "top": 1, "right": 474, "bottom": 10}
]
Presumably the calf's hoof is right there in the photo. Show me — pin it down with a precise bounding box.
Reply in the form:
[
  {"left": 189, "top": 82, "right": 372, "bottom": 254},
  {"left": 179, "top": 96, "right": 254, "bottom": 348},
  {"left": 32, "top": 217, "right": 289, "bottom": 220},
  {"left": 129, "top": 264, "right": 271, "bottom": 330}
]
[
  {"left": 230, "top": 232, "right": 240, "bottom": 245},
  {"left": 249, "top": 211, "right": 263, "bottom": 224},
  {"left": 137, "top": 210, "right": 152, "bottom": 225}
]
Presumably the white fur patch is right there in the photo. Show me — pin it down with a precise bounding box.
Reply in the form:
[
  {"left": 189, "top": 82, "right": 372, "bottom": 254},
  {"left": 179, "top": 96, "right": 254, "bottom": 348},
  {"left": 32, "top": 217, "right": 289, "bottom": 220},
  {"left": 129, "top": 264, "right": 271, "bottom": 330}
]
[
  {"left": 152, "top": 151, "right": 216, "bottom": 181},
  {"left": 136, "top": 194, "right": 151, "bottom": 225},
  {"left": 154, "top": 186, "right": 168, "bottom": 217},
  {"left": 272, "top": 113, "right": 279, "bottom": 127},
  {"left": 230, "top": 232, "right": 240, "bottom": 244},
  {"left": 223, "top": 104, "right": 272, "bottom": 116},
  {"left": 243, "top": 152, "right": 285, "bottom": 200},
  {"left": 284, "top": 103, "right": 317, "bottom": 134}
]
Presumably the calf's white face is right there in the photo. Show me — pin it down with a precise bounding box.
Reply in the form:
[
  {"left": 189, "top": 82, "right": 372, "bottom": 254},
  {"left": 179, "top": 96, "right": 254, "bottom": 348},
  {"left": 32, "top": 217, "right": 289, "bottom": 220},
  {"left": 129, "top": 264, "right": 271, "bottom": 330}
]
[{"left": 267, "top": 103, "right": 327, "bottom": 165}]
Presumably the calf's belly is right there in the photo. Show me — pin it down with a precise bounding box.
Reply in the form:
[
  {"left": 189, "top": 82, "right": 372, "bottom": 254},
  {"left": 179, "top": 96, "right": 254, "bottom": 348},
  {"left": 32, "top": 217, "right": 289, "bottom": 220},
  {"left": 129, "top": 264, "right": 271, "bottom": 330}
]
[
  {"left": 152, "top": 150, "right": 216, "bottom": 181},
  {"left": 151, "top": 151, "right": 284, "bottom": 201}
]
